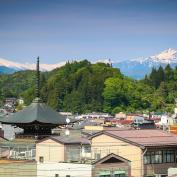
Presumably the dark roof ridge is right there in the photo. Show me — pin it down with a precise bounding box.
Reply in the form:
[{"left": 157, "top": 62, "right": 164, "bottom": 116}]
[
  {"left": 37, "top": 135, "right": 90, "bottom": 145},
  {"left": 92, "top": 153, "right": 130, "bottom": 165}
]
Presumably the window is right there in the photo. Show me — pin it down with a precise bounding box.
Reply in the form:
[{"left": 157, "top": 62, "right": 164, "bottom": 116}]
[
  {"left": 66, "top": 146, "right": 80, "bottom": 162},
  {"left": 163, "top": 150, "right": 175, "bottom": 163},
  {"left": 84, "top": 146, "right": 91, "bottom": 153},
  {"left": 95, "top": 153, "right": 101, "bottom": 160},
  {"left": 39, "top": 156, "right": 44, "bottom": 163},
  {"left": 144, "top": 151, "right": 162, "bottom": 164},
  {"left": 144, "top": 150, "right": 176, "bottom": 164},
  {"left": 153, "top": 151, "right": 162, "bottom": 164},
  {"left": 66, "top": 175, "right": 70, "bottom": 177},
  {"left": 114, "top": 174, "right": 125, "bottom": 177},
  {"left": 55, "top": 175, "right": 59, "bottom": 177},
  {"left": 144, "top": 152, "right": 151, "bottom": 164}
]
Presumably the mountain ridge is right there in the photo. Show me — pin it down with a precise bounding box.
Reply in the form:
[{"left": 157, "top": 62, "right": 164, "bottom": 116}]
[
  {"left": 113, "top": 48, "right": 177, "bottom": 79},
  {"left": 0, "top": 48, "right": 177, "bottom": 78},
  {"left": 0, "top": 58, "right": 65, "bottom": 73}
]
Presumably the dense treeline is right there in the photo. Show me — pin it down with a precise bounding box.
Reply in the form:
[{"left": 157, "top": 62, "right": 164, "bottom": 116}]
[
  {"left": 0, "top": 70, "right": 36, "bottom": 106},
  {"left": 0, "top": 61, "right": 177, "bottom": 114},
  {"left": 142, "top": 64, "right": 177, "bottom": 112}
]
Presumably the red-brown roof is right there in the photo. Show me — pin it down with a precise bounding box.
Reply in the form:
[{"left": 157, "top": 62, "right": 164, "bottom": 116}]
[
  {"left": 90, "top": 129, "right": 177, "bottom": 148},
  {"left": 106, "top": 130, "right": 177, "bottom": 147}
]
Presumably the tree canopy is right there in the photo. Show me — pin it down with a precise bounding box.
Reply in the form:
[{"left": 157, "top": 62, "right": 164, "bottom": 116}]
[{"left": 0, "top": 61, "right": 176, "bottom": 114}]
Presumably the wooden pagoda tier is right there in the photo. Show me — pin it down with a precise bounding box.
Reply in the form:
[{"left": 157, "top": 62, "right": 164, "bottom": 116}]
[
  {"left": 0, "top": 97, "right": 70, "bottom": 137},
  {"left": 0, "top": 58, "right": 73, "bottom": 138}
]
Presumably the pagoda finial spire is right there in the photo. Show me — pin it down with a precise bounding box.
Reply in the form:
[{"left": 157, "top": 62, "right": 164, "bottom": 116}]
[{"left": 36, "top": 56, "right": 40, "bottom": 98}]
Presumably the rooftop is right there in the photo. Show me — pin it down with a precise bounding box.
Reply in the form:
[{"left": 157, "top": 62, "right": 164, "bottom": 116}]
[
  {"left": 38, "top": 136, "right": 90, "bottom": 145},
  {"left": 0, "top": 99, "right": 69, "bottom": 125},
  {"left": 91, "top": 129, "right": 177, "bottom": 148}
]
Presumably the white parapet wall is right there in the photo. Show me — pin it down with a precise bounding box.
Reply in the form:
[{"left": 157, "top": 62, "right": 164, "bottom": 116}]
[{"left": 37, "top": 162, "right": 92, "bottom": 177}]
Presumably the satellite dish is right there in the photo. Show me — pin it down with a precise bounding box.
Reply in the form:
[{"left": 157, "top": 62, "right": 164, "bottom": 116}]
[
  {"left": 65, "top": 129, "right": 70, "bottom": 136},
  {"left": 66, "top": 118, "right": 70, "bottom": 124}
]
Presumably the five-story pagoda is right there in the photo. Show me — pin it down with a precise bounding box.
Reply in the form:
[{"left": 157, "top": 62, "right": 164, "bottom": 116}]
[{"left": 0, "top": 57, "right": 69, "bottom": 138}]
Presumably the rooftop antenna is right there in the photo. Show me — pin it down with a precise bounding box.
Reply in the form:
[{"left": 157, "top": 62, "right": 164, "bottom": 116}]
[{"left": 65, "top": 115, "right": 70, "bottom": 136}]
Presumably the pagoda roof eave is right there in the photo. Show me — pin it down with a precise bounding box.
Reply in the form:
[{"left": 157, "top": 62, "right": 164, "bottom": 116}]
[{"left": 0, "top": 101, "right": 75, "bottom": 125}]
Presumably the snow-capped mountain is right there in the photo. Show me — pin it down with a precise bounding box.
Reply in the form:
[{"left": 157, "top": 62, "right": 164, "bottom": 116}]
[
  {"left": 113, "top": 48, "right": 177, "bottom": 79},
  {"left": 0, "top": 48, "right": 177, "bottom": 78},
  {"left": 0, "top": 58, "right": 65, "bottom": 74}
]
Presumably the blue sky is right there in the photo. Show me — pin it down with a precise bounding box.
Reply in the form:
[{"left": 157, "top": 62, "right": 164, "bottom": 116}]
[{"left": 0, "top": 0, "right": 177, "bottom": 63}]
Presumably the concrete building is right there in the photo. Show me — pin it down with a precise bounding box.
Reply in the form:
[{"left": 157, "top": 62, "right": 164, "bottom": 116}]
[{"left": 37, "top": 162, "right": 92, "bottom": 177}]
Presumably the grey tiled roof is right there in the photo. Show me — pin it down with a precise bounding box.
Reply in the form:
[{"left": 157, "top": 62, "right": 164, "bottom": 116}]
[
  {"left": 50, "top": 136, "right": 90, "bottom": 144},
  {"left": 0, "top": 100, "right": 69, "bottom": 125}
]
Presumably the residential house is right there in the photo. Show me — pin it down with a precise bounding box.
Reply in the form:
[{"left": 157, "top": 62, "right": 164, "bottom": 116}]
[
  {"left": 36, "top": 135, "right": 131, "bottom": 177},
  {"left": 36, "top": 136, "right": 91, "bottom": 163},
  {"left": 131, "top": 119, "right": 156, "bottom": 129},
  {"left": 115, "top": 112, "right": 126, "bottom": 120},
  {"left": 90, "top": 129, "right": 177, "bottom": 177}
]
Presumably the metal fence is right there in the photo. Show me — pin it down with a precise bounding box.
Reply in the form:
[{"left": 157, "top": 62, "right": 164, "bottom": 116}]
[{"left": 0, "top": 142, "right": 36, "bottom": 160}]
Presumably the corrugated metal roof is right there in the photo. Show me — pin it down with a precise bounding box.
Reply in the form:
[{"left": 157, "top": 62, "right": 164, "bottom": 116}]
[{"left": 106, "top": 129, "right": 177, "bottom": 147}]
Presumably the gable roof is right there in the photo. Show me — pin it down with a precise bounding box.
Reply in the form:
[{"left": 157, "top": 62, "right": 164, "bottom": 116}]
[
  {"left": 37, "top": 136, "right": 90, "bottom": 145},
  {"left": 93, "top": 153, "right": 130, "bottom": 165},
  {"left": 0, "top": 99, "right": 71, "bottom": 125},
  {"left": 90, "top": 129, "right": 177, "bottom": 148}
]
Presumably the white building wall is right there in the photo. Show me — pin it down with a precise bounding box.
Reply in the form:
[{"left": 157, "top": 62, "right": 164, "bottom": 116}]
[
  {"left": 37, "top": 162, "right": 92, "bottom": 177},
  {"left": 168, "top": 168, "right": 177, "bottom": 177},
  {"left": 175, "top": 108, "right": 177, "bottom": 114}
]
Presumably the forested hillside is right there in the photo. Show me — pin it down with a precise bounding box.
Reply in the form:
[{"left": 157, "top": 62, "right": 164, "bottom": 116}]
[{"left": 0, "top": 60, "right": 177, "bottom": 113}]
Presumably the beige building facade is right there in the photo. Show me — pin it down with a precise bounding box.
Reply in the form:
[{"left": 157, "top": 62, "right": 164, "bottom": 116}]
[
  {"left": 36, "top": 138, "right": 65, "bottom": 162},
  {"left": 90, "top": 130, "right": 177, "bottom": 177},
  {"left": 91, "top": 133, "right": 142, "bottom": 177},
  {"left": 36, "top": 136, "right": 91, "bottom": 163}
]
